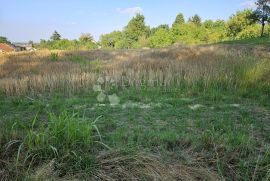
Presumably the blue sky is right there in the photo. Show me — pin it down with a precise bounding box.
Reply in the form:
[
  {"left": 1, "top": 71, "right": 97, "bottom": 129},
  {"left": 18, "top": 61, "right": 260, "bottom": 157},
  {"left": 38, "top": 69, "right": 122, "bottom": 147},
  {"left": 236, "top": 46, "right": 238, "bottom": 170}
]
[{"left": 0, "top": 0, "right": 256, "bottom": 42}]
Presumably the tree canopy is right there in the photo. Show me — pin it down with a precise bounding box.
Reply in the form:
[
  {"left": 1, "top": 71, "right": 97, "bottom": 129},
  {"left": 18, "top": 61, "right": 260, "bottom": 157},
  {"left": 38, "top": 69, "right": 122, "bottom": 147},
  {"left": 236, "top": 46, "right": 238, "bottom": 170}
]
[
  {"left": 50, "top": 31, "right": 61, "bottom": 41},
  {"left": 188, "top": 14, "right": 202, "bottom": 26},
  {"left": 172, "top": 13, "right": 185, "bottom": 27},
  {"left": 254, "top": 0, "right": 270, "bottom": 36},
  {"left": 35, "top": 9, "right": 270, "bottom": 50},
  {"left": 0, "top": 36, "right": 10, "bottom": 44}
]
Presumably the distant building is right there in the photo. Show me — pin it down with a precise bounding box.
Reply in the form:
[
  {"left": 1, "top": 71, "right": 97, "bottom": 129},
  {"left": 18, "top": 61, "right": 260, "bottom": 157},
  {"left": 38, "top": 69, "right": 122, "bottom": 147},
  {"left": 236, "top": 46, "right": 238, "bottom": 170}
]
[
  {"left": 0, "top": 43, "right": 36, "bottom": 53},
  {"left": 13, "top": 43, "right": 35, "bottom": 51},
  {"left": 0, "top": 43, "right": 16, "bottom": 52}
]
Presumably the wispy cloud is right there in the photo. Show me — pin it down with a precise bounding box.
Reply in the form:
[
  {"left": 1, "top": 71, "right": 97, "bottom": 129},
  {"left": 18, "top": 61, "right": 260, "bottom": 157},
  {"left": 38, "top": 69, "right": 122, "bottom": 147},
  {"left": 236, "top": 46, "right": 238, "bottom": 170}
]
[
  {"left": 116, "top": 7, "right": 143, "bottom": 15},
  {"left": 240, "top": 0, "right": 256, "bottom": 9},
  {"left": 65, "top": 22, "right": 77, "bottom": 26}
]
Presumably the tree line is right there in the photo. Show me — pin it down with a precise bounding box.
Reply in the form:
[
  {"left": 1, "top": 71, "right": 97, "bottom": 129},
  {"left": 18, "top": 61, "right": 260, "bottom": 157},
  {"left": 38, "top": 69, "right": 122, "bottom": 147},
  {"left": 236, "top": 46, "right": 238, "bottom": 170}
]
[
  {"left": 1, "top": 0, "right": 269, "bottom": 50},
  {"left": 100, "top": 0, "right": 270, "bottom": 49}
]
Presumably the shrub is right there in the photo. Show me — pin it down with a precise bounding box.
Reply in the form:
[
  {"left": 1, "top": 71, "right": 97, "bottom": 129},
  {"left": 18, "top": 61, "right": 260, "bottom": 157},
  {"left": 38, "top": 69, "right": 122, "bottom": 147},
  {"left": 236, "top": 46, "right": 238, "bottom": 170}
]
[{"left": 237, "top": 24, "right": 261, "bottom": 39}]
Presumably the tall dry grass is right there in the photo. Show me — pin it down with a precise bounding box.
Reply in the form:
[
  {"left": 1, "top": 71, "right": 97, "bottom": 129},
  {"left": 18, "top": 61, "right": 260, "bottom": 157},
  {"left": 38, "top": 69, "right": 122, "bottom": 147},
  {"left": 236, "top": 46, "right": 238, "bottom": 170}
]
[{"left": 0, "top": 44, "right": 269, "bottom": 95}]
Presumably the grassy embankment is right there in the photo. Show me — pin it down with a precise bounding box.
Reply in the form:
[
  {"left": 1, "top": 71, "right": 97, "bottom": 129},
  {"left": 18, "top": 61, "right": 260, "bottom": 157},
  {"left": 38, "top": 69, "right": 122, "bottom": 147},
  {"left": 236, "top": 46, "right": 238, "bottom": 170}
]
[{"left": 0, "top": 44, "right": 270, "bottom": 180}]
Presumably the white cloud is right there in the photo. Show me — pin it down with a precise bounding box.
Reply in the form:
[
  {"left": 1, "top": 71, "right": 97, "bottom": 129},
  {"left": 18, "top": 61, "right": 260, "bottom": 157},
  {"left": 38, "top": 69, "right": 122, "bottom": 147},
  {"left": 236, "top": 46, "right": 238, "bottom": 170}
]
[
  {"left": 116, "top": 7, "right": 143, "bottom": 15},
  {"left": 240, "top": 0, "right": 256, "bottom": 9},
  {"left": 65, "top": 22, "right": 77, "bottom": 26}
]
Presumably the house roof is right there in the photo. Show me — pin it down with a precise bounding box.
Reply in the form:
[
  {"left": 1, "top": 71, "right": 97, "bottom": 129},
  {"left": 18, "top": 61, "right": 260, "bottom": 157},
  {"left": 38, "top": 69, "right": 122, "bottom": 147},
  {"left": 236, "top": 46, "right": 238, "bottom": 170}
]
[
  {"left": 0, "top": 43, "right": 16, "bottom": 52},
  {"left": 13, "top": 43, "right": 33, "bottom": 48}
]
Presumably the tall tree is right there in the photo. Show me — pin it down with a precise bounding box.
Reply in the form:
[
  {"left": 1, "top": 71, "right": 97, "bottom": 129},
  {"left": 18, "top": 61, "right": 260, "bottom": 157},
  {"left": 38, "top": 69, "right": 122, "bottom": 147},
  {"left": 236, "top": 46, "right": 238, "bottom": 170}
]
[
  {"left": 188, "top": 14, "right": 202, "bottom": 26},
  {"left": 226, "top": 9, "right": 256, "bottom": 37},
  {"left": 121, "top": 14, "right": 148, "bottom": 48},
  {"left": 124, "top": 14, "right": 147, "bottom": 41},
  {"left": 254, "top": 0, "right": 270, "bottom": 37},
  {"left": 172, "top": 13, "right": 185, "bottom": 27},
  {"left": 50, "top": 31, "right": 61, "bottom": 41}
]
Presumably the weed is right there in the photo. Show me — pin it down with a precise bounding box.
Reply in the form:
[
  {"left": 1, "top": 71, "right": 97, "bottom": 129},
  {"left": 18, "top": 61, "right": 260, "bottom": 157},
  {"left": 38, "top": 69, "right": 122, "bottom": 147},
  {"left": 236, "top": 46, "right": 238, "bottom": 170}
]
[{"left": 50, "top": 52, "right": 59, "bottom": 61}]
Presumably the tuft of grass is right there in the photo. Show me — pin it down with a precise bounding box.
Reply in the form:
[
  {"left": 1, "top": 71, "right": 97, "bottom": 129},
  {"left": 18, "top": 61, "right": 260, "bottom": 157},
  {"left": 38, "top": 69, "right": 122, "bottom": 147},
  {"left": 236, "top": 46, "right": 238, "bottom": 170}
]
[
  {"left": 2, "top": 111, "right": 103, "bottom": 179},
  {"left": 50, "top": 52, "right": 59, "bottom": 61}
]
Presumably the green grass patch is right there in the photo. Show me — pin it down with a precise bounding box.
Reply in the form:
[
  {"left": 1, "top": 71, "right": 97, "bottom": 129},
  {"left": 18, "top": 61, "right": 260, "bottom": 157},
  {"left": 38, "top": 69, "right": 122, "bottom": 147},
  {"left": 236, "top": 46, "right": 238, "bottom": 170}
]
[
  {"left": 0, "top": 88, "right": 270, "bottom": 180},
  {"left": 220, "top": 37, "right": 270, "bottom": 46}
]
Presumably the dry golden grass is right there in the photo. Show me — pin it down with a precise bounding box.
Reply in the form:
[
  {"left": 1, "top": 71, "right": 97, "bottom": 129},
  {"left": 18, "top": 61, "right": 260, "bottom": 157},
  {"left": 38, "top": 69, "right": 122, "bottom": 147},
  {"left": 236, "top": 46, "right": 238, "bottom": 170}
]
[
  {"left": 30, "top": 151, "right": 220, "bottom": 181},
  {"left": 0, "top": 44, "right": 269, "bottom": 95}
]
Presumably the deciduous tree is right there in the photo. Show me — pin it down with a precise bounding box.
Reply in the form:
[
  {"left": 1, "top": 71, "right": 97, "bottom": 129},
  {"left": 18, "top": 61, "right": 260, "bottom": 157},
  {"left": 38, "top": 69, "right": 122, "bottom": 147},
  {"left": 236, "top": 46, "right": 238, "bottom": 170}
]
[
  {"left": 50, "top": 31, "right": 61, "bottom": 41},
  {"left": 254, "top": 0, "right": 270, "bottom": 36},
  {"left": 188, "top": 14, "right": 202, "bottom": 26}
]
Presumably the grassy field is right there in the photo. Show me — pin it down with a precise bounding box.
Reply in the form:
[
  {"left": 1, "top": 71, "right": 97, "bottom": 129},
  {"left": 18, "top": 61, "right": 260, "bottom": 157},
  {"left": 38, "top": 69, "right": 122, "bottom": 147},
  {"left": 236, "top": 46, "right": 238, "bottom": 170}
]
[
  {"left": 220, "top": 37, "right": 270, "bottom": 46},
  {"left": 0, "top": 44, "right": 270, "bottom": 180}
]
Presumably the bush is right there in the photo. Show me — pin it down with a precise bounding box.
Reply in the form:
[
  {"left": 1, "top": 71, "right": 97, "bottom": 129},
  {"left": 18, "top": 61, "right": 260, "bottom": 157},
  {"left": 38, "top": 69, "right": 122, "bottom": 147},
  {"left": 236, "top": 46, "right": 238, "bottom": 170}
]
[{"left": 237, "top": 24, "right": 261, "bottom": 39}]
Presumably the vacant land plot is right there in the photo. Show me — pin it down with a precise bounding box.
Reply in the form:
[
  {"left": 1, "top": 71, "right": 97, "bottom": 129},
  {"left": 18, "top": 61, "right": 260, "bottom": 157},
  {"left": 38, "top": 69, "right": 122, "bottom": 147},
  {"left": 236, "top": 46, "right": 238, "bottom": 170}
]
[{"left": 0, "top": 44, "right": 270, "bottom": 180}]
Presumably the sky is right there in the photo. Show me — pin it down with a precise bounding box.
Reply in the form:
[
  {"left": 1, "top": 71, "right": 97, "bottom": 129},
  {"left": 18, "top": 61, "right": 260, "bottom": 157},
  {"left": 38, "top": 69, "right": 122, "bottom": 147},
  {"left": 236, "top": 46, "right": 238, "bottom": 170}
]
[{"left": 0, "top": 0, "right": 257, "bottom": 42}]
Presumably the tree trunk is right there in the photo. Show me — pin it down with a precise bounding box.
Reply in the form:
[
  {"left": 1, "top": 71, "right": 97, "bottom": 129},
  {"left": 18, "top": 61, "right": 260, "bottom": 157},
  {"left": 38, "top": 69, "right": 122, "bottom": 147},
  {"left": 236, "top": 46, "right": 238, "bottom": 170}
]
[{"left": 261, "top": 21, "right": 265, "bottom": 37}]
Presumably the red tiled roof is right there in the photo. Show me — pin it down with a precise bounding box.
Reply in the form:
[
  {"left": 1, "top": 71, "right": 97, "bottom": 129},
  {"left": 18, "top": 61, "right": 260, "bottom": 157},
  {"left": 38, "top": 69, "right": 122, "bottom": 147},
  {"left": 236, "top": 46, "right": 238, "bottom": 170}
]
[{"left": 0, "top": 43, "right": 16, "bottom": 52}]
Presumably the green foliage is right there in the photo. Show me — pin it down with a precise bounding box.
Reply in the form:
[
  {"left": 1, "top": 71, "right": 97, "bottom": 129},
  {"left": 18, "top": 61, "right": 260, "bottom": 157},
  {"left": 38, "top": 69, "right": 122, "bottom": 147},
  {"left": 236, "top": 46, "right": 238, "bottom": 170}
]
[
  {"left": 237, "top": 24, "right": 261, "bottom": 39},
  {"left": 50, "top": 30, "right": 61, "bottom": 41},
  {"left": 188, "top": 14, "right": 202, "bottom": 26},
  {"left": 125, "top": 14, "right": 148, "bottom": 41},
  {"left": 226, "top": 9, "right": 256, "bottom": 37},
  {"left": 0, "top": 36, "right": 10, "bottom": 44},
  {"left": 150, "top": 24, "right": 170, "bottom": 36},
  {"left": 138, "top": 35, "right": 150, "bottom": 48},
  {"left": 173, "top": 22, "right": 208, "bottom": 44},
  {"left": 37, "top": 9, "right": 270, "bottom": 50},
  {"left": 119, "top": 14, "right": 148, "bottom": 49},
  {"left": 172, "top": 13, "right": 185, "bottom": 27},
  {"left": 38, "top": 39, "right": 97, "bottom": 50},
  {"left": 50, "top": 52, "right": 59, "bottom": 61},
  {"left": 79, "top": 33, "right": 94, "bottom": 42},
  {"left": 254, "top": 0, "right": 270, "bottom": 36},
  {"left": 220, "top": 36, "right": 270, "bottom": 46},
  {"left": 204, "top": 20, "right": 227, "bottom": 42},
  {"left": 5, "top": 111, "right": 98, "bottom": 178},
  {"left": 100, "top": 31, "right": 122, "bottom": 48},
  {"left": 149, "top": 28, "right": 174, "bottom": 48}
]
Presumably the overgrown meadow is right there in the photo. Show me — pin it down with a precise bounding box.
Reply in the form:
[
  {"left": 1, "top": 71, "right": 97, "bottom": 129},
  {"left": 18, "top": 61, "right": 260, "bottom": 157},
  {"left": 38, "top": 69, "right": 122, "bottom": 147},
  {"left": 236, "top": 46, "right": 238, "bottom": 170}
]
[{"left": 0, "top": 44, "right": 270, "bottom": 180}]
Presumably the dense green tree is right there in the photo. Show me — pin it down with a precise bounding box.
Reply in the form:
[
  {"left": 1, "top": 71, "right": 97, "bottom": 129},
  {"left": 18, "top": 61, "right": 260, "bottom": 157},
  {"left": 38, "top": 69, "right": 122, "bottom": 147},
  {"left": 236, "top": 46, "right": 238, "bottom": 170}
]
[
  {"left": 121, "top": 14, "right": 148, "bottom": 48},
  {"left": 172, "top": 13, "right": 185, "bottom": 27},
  {"left": 226, "top": 9, "right": 256, "bottom": 37},
  {"left": 254, "top": 0, "right": 270, "bottom": 36},
  {"left": 125, "top": 14, "right": 148, "bottom": 41},
  {"left": 237, "top": 24, "right": 261, "bottom": 38},
  {"left": 188, "top": 14, "right": 202, "bottom": 26},
  {"left": 203, "top": 20, "right": 227, "bottom": 42},
  {"left": 150, "top": 24, "right": 170, "bottom": 36},
  {"left": 149, "top": 28, "right": 174, "bottom": 48},
  {"left": 0, "top": 36, "right": 10, "bottom": 44},
  {"left": 50, "top": 31, "right": 61, "bottom": 41},
  {"left": 100, "top": 31, "right": 122, "bottom": 48}
]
